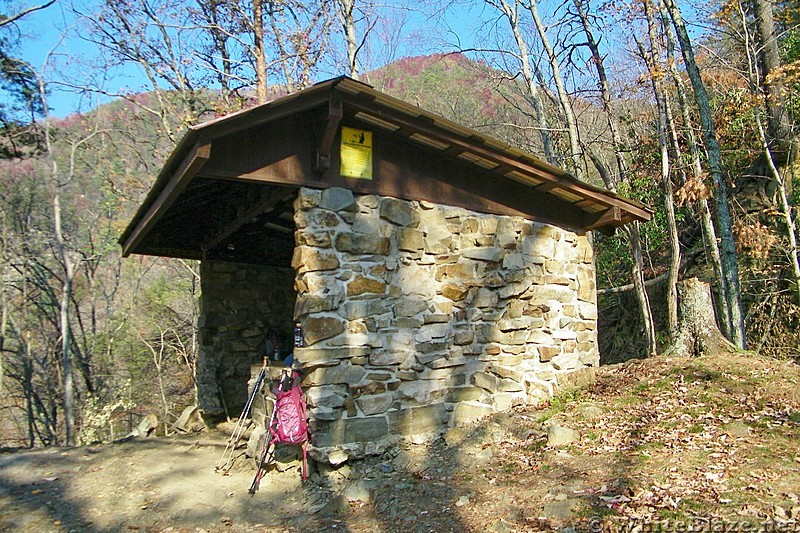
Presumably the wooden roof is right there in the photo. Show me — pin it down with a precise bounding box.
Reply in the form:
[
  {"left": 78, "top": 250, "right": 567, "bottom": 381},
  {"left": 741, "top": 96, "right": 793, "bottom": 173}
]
[{"left": 119, "top": 76, "right": 652, "bottom": 265}]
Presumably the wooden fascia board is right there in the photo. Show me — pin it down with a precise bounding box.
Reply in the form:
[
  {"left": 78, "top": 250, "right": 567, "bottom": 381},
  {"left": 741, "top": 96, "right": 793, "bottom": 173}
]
[
  {"left": 121, "top": 141, "right": 211, "bottom": 257},
  {"left": 190, "top": 84, "right": 336, "bottom": 142},
  {"left": 343, "top": 94, "right": 652, "bottom": 223}
]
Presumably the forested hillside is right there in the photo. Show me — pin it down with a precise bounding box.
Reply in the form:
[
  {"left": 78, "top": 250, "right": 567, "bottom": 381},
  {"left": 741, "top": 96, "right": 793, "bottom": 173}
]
[{"left": 1, "top": 0, "right": 798, "bottom": 450}]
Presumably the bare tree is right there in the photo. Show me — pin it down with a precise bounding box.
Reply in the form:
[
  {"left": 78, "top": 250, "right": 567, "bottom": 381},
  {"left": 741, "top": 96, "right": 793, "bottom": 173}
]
[
  {"left": 638, "top": 0, "right": 680, "bottom": 338},
  {"left": 734, "top": 0, "right": 800, "bottom": 301},
  {"left": 526, "top": 0, "right": 584, "bottom": 179},
  {"left": 751, "top": 0, "right": 792, "bottom": 152},
  {"left": 78, "top": 0, "right": 202, "bottom": 143},
  {"left": 0, "top": 1, "right": 56, "bottom": 29},
  {"left": 663, "top": 0, "right": 747, "bottom": 349},
  {"left": 37, "top": 68, "right": 111, "bottom": 444},
  {"left": 253, "top": 0, "right": 269, "bottom": 102},
  {"left": 659, "top": 3, "right": 731, "bottom": 338},
  {"left": 571, "top": 0, "right": 628, "bottom": 180},
  {"left": 337, "top": 0, "right": 360, "bottom": 77},
  {"left": 487, "top": 0, "right": 557, "bottom": 165}
]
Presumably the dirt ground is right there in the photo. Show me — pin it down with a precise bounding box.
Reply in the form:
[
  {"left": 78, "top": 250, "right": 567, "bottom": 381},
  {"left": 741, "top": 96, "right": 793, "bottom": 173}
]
[{"left": 2, "top": 352, "right": 799, "bottom": 532}]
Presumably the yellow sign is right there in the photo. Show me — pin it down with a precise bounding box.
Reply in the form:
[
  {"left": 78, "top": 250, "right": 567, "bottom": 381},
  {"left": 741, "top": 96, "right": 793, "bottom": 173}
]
[{"left": 340, "top": 126, "right": 373, "bottom": 179}]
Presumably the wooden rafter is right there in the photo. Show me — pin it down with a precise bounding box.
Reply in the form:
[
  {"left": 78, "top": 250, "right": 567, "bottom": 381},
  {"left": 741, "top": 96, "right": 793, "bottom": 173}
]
[
  {"left": 201, "top": 186, "right": 297, "bottom": 254},
  {"left": 343, "top": 94, "right": 652, "bottom": 222}
]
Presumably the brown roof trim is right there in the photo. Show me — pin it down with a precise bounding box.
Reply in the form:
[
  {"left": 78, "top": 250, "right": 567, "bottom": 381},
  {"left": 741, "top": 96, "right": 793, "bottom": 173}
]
[
  {"left": 121, "top": 140, "right": 211, "bottom": 257},
  {"left": 339, "top": 92, "right": 652, "bottom": 222},
  {"left": 119, "top": 80, "right": 340, "bottom": 251},
  {"left": 120, "top": 76, "right": 652, "bottom": 255}
]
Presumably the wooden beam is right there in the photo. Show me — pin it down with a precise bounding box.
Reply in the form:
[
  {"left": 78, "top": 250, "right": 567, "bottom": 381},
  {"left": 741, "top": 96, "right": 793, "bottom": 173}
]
[
  {"left": 536, "top": 182, "right": 560, "bottom": 192},
  {"left": 586, "top": 206, "right": 622, "bottom": 235},
  {"left": 201, "top": 186, "right": 296, "bottom": 253},
  {"left": 314, "top": 95, "right": 343, "bottom": 172},
  {"left": 127, "top": 245, "right": 203, "bottom": 261},
  {"left": 121, "top": 141, "right": 211, "bottom": 257}
]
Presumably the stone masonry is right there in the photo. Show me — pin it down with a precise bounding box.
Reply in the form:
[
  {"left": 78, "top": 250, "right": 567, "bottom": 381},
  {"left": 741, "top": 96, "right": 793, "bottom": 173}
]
[{"left": 291, "top": 187, "right": 598, "bottom": 462}]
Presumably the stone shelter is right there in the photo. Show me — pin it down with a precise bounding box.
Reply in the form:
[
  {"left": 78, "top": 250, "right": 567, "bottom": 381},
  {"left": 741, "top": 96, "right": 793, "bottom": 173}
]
[{"left": 119, "top": 77, "right": 651, "bottom": 461}]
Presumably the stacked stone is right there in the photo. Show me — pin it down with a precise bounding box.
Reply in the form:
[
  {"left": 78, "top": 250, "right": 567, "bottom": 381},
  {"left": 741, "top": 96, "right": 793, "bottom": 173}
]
[
  {"left": 197, "top": 261, "right": 296, "bottom": 416},
  {"left": 291, "top": 187, "right": 598, "bottom": 462}
]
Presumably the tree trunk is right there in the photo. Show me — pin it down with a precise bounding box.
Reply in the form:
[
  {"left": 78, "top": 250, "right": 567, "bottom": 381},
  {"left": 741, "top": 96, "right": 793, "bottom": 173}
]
[
  {"left": 572, "top": 0, "right": 657, "bottom": 356},
  {"left": 752, "top": 0, "right": 791, "bottom": 152},
  {"left": 660, "top": 5, "right": 731, "bottom": 337},
  {"left": 642, "top": 0, "right": 680, "bottom": 338},
  {"left": 495, "top": 0, "right": 557, "bottom": 165},
  {"left": 19, "top": 270, "right": 36, "bottom": 447},
  {"left": 338, "top": 0, "right": 359, "bottom": 78},
  {"left": 0, "top": 223, "right": 6, "bottom": 396},
  {"left": 666, "top": 81, "right": 729, "bottom": 334},
  {"left": 54, "top": 192, "right": 76, "bottom": 446},
  {"left": 253, "top": 0, "right": 268, "bottom": 104},
  {"left": 197, "top": 1, "right": 235, "bottom": 107},
  {"left": 528, "top": 0, "right": 583, "bottom": 179},
  {"left": 628, "top": 222, "right": 658, "bottom": 356},
  {"left": 663, "top": 0, "right": 746, "bottom": 349},
  {"left": 666, "top": 278, "right": 737, "bottom": 357},
  {"left": 573, "top": 0, "right": 628, "bottom": 179},
  {"left": 25, "top": 343, "right": 35, "bottom": 447}
]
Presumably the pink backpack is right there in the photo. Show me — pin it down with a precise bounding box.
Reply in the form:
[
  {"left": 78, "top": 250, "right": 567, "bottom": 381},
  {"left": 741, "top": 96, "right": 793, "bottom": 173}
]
[
  {"left": 270, "top": 371, "right": 309, "bottom": 477},
  {"left": 249, "top": 370, "right": 310, "bottom": 494}
]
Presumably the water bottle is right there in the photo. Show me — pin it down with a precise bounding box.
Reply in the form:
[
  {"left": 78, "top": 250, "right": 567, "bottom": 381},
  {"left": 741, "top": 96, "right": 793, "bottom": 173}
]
[{"left": 293, "top": 322, "right": 303, "bottom": 348}]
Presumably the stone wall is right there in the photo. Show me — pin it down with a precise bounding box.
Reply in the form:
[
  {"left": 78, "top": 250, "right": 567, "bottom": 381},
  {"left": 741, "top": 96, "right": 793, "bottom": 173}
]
[
  {"left": 198, "top": 260, "right": 296, "bottom": 417},
  {"left": 291, "top": 187, "right": 598, "bottom": 462}
]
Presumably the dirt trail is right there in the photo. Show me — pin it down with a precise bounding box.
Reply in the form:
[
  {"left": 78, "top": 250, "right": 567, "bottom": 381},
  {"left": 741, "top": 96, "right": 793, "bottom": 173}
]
[
  {"left": 2, "top": 353, "right": 799, "bottom": 532},
  {"left": 0, "top": 435, "right": 311, "bottom": 531}
]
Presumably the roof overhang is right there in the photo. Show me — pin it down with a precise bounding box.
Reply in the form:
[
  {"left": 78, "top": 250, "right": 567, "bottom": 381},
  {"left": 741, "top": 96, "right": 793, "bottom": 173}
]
[{"left": 119, "top": 76, "right": 652, "bottom": 264}]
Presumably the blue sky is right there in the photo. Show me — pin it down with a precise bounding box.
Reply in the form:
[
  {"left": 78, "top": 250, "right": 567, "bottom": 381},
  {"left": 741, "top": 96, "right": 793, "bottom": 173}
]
[
  {"left": 11, "top": 0, "right": 484, "bottom": 118},
  {"left": 11, "top": 0, "right": 704, "bottom": 120},
  {"left": 16, "top": 1, "right": 157, "bottom": 117}
]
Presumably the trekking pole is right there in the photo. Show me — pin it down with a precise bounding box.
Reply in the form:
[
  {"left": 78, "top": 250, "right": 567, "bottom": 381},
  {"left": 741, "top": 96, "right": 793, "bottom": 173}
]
[
  {"left": 248, "top": 370, "right": 289, "bottom": 494},
  {"left": 216, "top": 358, "right": 268, "bottom": 472},
  {"left": 248, "top": 393, "right": 278, "bottom": 494}
]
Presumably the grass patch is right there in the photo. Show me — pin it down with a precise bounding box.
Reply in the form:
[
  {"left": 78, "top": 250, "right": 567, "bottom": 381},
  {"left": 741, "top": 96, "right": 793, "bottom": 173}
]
[
  {"left": 536, "top": 388, "right": 585, "bottom": 423},
  {"left": 635, "top": 440, "right": 666, "bottom": 453}
]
